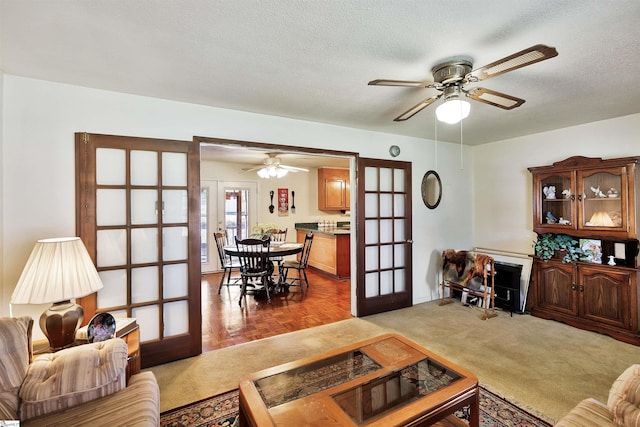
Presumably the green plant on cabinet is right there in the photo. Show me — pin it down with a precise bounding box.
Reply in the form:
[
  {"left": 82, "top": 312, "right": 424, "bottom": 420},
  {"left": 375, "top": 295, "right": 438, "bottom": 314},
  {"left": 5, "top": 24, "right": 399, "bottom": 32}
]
[{"left": 533, "top": 233, "right": 582, "bottom": 263}]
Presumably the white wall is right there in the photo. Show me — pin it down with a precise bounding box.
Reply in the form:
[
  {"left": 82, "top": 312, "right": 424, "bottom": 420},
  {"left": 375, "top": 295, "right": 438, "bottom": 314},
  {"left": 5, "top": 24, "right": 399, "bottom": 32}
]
[
  {"left": 473, "top": 113, "right": 640, "bottom": 255},
  {"left": 1, "top": 75, "right": 473, "bottom": 326},
  {"left": 0, "top": 71, "right": 4, "bottom": 313}
]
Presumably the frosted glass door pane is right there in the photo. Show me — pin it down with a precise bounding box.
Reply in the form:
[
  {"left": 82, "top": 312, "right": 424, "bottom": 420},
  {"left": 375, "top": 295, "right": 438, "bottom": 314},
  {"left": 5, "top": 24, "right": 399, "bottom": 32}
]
[
  {"left": 131, "top": 190, "right": 158, "bottom": 225},
  {"left": 380, "top": 245, "right": 393, "bottom": 269},
  {"left": 394, "top": 219, "right": 405, "bottom": 242},
  {"left": 164, "top": 264, "right": 188, "bottom": 298},
  {"left": 366, "top": 247, "right": 379, "bottom": 270},
  {"left": 97, "top": 270, "right": 127, "bottom": 307},
  {"left": 380, "top": 219, "right": 393, "bottom": 243},
  {"left": 394, "top": 169, "right": 405, "bottom": 191},
  {"left": 97, "top": 189, "right": 126, "bottom": 226},
  {"left": 163, "top": 227, "right": 188, "bottom": 261},
  {"left": 380, "top": 194, "right": 393, "bottom": 217},
  {"left": 131, "top": 228, "right": 159, "bottom": 264},
  {"left": 97, "top": 229, "right": 127, "bottom": 267},
  {"left": 162, "top": 152, "right": 187, "bottom": 186},
  {"left": 132, "top": 306, "right": 159, "bottom": 341},
  {"left": 365, "top": 220, "right": 378, "bottom": 244},
  {"left": 365, "top": 273, "right": 379, "bottom": 298},
  {"left": 381, "top": 271, "right": 393, "bottom": 295},
  {"left": 394, "top": 195, "right": 405, "bottom": 216},
  {"left": 380, "top": 168, "right": 392, "bottom": 192},
  {"left": 130, "top": 150, "right": 158, "bottom": 186},
  {"left": 96, "top": 148, "right": 125, "bottom": 185},
  {"left": 365, "top": 167, "right": 378, "bottom": 191},
  {"left": 395, "top": 269, "right": 406, "bottom": 292},
  {"left": 132, "top": 267, "right": 159, "bottom": 303},
  {"left": 394, "top": 245, "right": 406, "bottom": 267},
  {"left": 365, "top": 194, "right": 378, "bottom": 217},
  {"left": 164, "top": 301, "right": 188, "bottom": 337},
  {"left": 163, "top": 190, "right": 188, "bottom": 223}
]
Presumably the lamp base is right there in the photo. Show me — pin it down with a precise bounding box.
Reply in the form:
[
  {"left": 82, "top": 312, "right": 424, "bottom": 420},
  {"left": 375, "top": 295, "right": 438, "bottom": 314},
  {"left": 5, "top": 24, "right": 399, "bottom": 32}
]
[{"left": 40, "top": 300, "right": 84, "bottom": 351}]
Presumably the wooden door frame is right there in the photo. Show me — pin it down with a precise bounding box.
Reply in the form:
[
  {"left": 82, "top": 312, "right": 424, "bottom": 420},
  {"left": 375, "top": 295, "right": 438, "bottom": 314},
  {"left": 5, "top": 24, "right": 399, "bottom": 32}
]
[{"left": 195, "top": 136, "right": 359, "bottom": 311}]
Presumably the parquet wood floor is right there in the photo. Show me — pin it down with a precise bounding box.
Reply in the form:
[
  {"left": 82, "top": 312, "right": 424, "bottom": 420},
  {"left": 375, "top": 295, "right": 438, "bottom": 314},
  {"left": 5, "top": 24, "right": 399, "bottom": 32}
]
[{"left": 201, "top": 268, "right": 352, "bottom": 352}]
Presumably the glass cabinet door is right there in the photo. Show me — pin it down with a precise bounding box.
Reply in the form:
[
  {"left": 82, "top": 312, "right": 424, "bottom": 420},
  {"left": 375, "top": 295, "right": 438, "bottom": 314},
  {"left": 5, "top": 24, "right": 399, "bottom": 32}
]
[
  {"left": 536, "top": 171, "right": 575, "bottom": 230},
  {"left": 578, "top": 167, "right": 627, "bottom": 232}
]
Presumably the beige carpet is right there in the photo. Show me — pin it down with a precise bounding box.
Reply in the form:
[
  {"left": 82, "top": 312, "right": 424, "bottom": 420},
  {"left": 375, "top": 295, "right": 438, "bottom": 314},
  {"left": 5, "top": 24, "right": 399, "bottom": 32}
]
[{"left": 148, "top": 300, "right": 640, "bottom": 424}]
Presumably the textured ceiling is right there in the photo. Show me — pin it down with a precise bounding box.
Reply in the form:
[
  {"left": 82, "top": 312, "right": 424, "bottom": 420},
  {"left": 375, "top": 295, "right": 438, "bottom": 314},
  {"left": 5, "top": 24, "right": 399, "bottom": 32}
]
[{"left": 2, "top": 0, "right": 640, "bottom": 146}]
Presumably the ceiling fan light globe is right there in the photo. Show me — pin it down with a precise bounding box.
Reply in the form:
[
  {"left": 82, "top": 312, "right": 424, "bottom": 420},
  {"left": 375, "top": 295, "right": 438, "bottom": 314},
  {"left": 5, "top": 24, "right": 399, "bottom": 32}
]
[
  {"left": 276, "top": 168, "right": 288, "bottom": 178},
  {"left": 436, "top": 99, "right": 470, "bottom": 124},
  {"left": 257, "top": 168, "right": 270, "bottom": 178}
]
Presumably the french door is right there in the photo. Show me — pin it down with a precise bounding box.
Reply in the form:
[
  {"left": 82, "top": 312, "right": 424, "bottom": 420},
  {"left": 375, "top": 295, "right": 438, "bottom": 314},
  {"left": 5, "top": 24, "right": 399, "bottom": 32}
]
[
  {"left": 357, "top": 158, "right": 413, "bottom": 316},
  {"left": 76, "top": 133, "right": 202, "bottom": 367},
  {"left": 217, "top": 181, "right": 257, "bottom": 243}
]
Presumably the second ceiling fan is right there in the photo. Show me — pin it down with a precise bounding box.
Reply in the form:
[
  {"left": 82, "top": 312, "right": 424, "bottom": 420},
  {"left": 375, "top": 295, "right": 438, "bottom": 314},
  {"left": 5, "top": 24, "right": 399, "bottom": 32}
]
[
  {"left": 244, "top": 153, "right": 309, "bottom": 179},
  {"left": 369, "top": 44, "right": 558, "bottom": 123}
]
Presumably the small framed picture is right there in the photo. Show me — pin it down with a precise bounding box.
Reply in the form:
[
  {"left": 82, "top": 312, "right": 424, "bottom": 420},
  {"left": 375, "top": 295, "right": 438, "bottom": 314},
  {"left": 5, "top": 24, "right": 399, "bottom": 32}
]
[
  {"left": 580, "top": 239, "right": 603, "bottom": 264},
  {"left": 87, "top": 312, "right": 116, "bottom": 343}
]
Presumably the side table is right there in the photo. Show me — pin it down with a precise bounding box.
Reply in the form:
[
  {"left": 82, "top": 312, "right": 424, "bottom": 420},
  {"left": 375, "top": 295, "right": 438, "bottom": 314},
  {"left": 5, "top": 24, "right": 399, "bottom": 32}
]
[{"left": 33, "top": 318, "right": 141, "bottom": 382}]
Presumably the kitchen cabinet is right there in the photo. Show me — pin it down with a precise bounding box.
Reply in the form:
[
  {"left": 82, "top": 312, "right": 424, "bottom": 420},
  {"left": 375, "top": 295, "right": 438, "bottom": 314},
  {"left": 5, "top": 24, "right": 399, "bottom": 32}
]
[
  {"left": 318, "top": 168, "right": 350, "bottom": 211},
  {"left": 297, "top": 229, "right": 350, "bottom": 278},
  {"left": 532, "top": 259, "right": 639, "bottom": 344},
  {"left": 528, "top": 156, "right": 640, "bottom": 239}
]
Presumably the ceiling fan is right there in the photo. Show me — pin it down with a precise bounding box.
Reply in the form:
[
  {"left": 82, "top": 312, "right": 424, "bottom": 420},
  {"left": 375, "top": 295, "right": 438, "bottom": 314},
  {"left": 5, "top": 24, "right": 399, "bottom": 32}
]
[
  {"left": 244, "top": 153, "right": 309, "bottom": 178},
  {"left": 369, "top": 44, "right": 558, "bottom": 123}
]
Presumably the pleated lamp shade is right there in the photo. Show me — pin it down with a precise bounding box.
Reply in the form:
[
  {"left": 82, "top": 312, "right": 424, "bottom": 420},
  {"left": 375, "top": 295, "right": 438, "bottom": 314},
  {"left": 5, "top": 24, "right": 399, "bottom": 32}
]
[
  {"left": 11, "top": 237, "right": 103, "bottom": 350},
  {"left": 11, "top": 237, "right": 103, "bottom": 304}
]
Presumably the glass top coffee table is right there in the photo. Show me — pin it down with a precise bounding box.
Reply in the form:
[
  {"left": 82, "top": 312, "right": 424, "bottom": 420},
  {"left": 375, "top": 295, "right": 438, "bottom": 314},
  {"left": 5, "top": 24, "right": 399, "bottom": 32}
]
[{"left": 238, "top": 334, "right": 478, "bottom": 426}]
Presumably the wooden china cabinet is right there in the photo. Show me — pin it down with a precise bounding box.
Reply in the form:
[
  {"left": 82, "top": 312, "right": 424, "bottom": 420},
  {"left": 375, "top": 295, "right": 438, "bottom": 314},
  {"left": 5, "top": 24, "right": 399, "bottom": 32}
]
[{"left": 528, "top": 156, "right": 640, "bottom": 345}]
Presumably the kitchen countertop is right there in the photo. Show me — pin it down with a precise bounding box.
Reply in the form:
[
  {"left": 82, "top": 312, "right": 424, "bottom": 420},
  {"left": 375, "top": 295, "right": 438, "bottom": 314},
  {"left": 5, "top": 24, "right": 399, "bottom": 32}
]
[{"left": 295, "top": 222, "right": 351, "bottom": 236}]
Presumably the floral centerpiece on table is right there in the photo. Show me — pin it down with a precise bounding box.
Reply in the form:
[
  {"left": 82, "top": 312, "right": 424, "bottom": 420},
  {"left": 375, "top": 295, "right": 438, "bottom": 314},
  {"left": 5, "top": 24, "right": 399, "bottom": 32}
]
[{"left": 250, "top": 223, "right": 280, "bottom": 239}]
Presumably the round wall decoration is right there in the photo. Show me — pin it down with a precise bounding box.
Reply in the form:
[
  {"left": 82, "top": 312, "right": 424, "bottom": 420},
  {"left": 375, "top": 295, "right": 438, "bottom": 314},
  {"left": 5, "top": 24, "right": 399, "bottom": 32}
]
[
  {"left": 421, "top": 170, "right": 442, "bottom": 209},
  {"left": 389, "top": 145, "right": 400, "bottom": 157}
]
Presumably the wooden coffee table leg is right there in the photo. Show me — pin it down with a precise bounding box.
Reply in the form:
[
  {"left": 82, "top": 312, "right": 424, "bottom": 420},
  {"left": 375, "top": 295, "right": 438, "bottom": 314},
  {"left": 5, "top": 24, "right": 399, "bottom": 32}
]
[{"left": 469, "top": 387, "right": 480, "bottom": 427}]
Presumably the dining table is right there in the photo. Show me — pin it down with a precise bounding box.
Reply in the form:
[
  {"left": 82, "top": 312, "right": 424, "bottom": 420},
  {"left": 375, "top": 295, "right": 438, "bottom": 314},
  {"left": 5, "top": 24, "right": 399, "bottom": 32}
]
[{"left": 224, "top": 242, "right": 304, "bottom": 292}]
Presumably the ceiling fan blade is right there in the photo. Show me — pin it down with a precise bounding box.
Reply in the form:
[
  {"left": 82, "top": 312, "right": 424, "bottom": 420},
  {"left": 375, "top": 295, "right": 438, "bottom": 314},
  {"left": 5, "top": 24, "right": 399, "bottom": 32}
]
[
  {"left": 467, "top": 87, "right": 525, "bottom": 110},
  {"left": 369, "top": 79, "right": 436, "bottom": 88},
  {"left": 468, "top": 44, "right": 558, "bottom": 81},
  {"left": 393, "top": 95, "right": 441, "bottom": 121},
  {"left": 242, "top": 165, "right": 264, "bottom": 172},
  {"left": 280, "top": 165, "right": 309, "bottom": 172}
]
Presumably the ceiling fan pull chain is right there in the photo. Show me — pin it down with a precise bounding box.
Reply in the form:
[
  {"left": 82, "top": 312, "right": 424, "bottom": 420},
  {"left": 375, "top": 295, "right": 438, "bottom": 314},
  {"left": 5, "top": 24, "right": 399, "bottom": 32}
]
[
  {"left": 460, "top": 101, "right": 464, "bottom": 170},
  {"left": 434, "top": 114, "right": 438, "bottom": 170}
]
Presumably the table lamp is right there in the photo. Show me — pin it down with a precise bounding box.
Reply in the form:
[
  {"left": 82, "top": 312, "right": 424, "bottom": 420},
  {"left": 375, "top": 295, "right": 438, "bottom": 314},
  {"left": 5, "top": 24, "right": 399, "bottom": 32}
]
[{"left": 10, "top": 237, "right": 104, "bottom": 350}]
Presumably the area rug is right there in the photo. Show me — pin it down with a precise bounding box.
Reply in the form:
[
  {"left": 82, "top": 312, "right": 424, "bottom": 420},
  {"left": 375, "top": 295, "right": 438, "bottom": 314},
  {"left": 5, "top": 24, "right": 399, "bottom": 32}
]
[{"left": 160, "top": 386, "right": 552, "bottom": 426}]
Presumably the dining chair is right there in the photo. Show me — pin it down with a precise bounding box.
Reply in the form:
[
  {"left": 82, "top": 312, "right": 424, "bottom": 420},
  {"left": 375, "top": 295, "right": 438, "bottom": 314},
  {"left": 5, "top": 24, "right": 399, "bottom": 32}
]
[
  {"left": 214, "top": 231, "right": 241, "bottom": 294},
  {"left": 280, "top": 232, "right": 314, "bottom": 293},
  {"left": 270, "top": 228, "right": 288, "bottom": 281},
  {"left": 235, "top": 236, "right": 273, "bottom": 307},
  {"left": 270, "top": 228, "right": 287, "bottom": 242}
]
